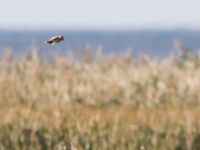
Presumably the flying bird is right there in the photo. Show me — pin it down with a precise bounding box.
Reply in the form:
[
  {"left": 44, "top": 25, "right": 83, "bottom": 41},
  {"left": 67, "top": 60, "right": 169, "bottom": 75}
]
[{"left": 45, "top": 35, "right": 64, "bottom": 45}]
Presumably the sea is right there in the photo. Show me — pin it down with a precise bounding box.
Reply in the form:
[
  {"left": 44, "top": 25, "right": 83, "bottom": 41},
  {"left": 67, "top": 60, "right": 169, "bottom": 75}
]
[{"left": 0, "top": 29, "right": 200, "bottom": 58}]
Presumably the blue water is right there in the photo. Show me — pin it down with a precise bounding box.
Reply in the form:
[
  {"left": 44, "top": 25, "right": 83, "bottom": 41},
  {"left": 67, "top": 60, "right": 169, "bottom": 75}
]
[{"left": 0, "top": 29, "right": 200, "bottom": 58}]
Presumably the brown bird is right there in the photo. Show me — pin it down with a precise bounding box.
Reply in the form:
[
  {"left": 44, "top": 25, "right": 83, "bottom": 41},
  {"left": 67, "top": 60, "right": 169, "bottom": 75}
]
[{"left": 45, "top": 35, "right": 64, "bottom": 45}]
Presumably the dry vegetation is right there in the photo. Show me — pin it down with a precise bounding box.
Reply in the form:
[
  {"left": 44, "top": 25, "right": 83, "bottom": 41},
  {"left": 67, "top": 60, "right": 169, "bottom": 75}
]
[{"left": 0, "top": 47, "right": 200, "bottom": 150}]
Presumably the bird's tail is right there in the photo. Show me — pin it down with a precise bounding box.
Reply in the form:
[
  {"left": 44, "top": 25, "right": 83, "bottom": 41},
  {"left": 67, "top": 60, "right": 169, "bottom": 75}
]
[{"left": 44, "top": 40, "right": 53, "bottom": 44}]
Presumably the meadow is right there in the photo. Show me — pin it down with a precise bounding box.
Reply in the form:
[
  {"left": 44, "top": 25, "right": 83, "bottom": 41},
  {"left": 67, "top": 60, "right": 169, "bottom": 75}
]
[{"left": 0, "top": 46, "right": 200, "bottom": 150}]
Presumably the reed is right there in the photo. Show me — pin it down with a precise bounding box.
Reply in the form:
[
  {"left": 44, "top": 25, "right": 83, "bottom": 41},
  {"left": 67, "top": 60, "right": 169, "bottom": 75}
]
[{"left": 0, "top": 47, "right": 200, "bottom": 149}]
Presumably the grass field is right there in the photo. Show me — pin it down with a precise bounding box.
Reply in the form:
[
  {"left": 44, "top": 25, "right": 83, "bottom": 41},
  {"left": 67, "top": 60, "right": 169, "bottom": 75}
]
[{"left": 0, "top": 47, "right": 200, "bottom": 150}]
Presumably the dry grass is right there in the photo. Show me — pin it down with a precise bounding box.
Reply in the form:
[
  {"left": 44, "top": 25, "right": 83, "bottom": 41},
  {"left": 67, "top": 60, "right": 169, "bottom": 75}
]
[{"left": 0, "top": 47, "right": 200, "bottom": 149}]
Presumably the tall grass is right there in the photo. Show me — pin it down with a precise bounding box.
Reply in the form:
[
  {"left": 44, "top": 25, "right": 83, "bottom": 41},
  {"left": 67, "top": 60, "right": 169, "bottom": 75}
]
[{"left": 0, "top": 46, "right": 200, "bottom": 149}]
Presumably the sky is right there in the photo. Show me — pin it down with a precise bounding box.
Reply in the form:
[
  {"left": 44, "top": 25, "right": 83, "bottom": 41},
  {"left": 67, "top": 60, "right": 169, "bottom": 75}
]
[{"left": 0, "top": 0, "right": 200, "bottom": 29}]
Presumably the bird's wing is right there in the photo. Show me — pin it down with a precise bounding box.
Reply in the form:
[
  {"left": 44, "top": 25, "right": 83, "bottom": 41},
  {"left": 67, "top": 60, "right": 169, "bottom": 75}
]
[{"left": 49, "top": 36, "right": 59, "bottom": 41}]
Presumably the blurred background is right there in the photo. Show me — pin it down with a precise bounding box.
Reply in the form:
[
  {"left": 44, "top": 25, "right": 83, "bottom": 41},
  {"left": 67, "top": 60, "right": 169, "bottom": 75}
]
[
  {"left": 1, "top": 1, "right": 200, "bottom": 150},
  {"left": 0, "top": 0, "right": 200, "bottom": 57}
]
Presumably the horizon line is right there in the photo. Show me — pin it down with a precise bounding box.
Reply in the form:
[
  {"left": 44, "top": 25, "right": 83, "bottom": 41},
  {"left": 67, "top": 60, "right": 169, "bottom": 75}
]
[{"left": 0, "top": 22, "right": 199, "bottom": 31}]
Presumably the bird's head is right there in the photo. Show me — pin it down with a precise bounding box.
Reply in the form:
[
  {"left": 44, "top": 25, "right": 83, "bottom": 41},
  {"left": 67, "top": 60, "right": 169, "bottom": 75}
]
[{"left": 59, "top": 35, "right": 64, "bottom": 41}]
